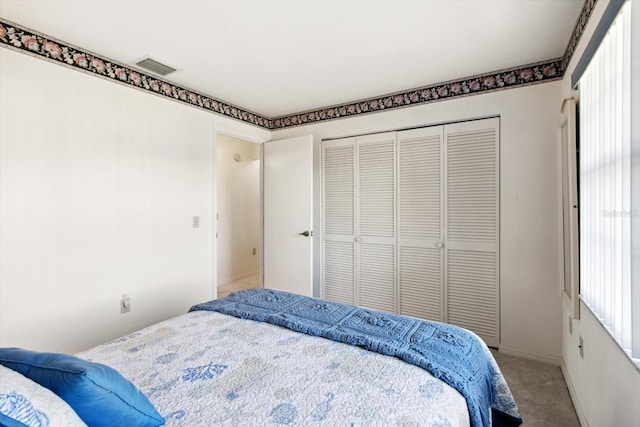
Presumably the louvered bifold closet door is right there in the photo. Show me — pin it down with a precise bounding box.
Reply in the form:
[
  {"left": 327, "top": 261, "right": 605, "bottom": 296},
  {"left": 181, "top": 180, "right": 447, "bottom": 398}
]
[
  {"left": 322, "top": 137, "right": 356, "bottom": 304},
  {"left": 356, "top": 132, "right": 396, "bottom": 313},
  {"left": 444, "top": 118, "right": 500, "bottom": 347},
  {"left": 397, "top": 127, "right": 444, "bottom": 322}
]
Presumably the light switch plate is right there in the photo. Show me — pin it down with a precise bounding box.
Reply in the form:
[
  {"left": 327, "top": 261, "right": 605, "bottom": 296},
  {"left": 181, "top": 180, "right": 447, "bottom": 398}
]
[
  {"left": 579, "top": 336, "right": 584, "bottom": 358},
  {"left": 121, "top": 294, "right": 131, "bottom": 314}
]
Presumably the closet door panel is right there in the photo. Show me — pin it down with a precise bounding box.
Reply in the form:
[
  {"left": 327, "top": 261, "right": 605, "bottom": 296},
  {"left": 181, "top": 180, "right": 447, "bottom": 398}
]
[
  {"left": 359, "top": 243, "right": 395, "bottom": 312},
  {"left": 324, "top": 141, "right": 356, "bottom": 237},
  {"left": 447, "top": 249, "right": 498, "bottom": 339},
  {"left": 399, "top": 246, "right": 442, "bottom": 320},
  {"left": 397, "top": 127, "right": 444, "bottom": 321},
  {"left": 323, "top": 240, "right": 355, "bottom": 304},
  {"left": 358, "top": 133, "right": 396, "bottom": 238},
  {"left": 444, "top": 118, "right": 499, "bottom": 347},
  {"left": 398, "top": 127, "right": 443, "bottom": 241},
  {"left": 446, "top": 125, "right": 498, "bottom": 243},
  {"left": 322, "top": 137, "right": 356, "bottom": 303},
  {"left": 356, "top": 132, "right": 396, "bottom": 312}
]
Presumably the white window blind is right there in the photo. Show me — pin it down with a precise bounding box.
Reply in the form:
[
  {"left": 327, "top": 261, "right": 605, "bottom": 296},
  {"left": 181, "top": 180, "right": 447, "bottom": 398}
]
[{"left": 579, "top": 1, "right": 637, "bottom": 360}]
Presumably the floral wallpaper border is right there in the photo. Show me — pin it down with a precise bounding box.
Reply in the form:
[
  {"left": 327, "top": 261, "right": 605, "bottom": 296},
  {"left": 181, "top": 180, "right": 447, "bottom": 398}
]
[
  {"left": 272, "top": 0, "right": 597, "bottom": 129},
  {"left": 561, "top": 0, "right": 598, "bottom": 72},
  {"left": 271, "top": 58, "right": 563, "bottom": 129},
  {"left": 0, "top": 18, "right": 274, "bottom": 129},
  {"left": 0, "top": 0, "right": 596, "bottom": 130}
]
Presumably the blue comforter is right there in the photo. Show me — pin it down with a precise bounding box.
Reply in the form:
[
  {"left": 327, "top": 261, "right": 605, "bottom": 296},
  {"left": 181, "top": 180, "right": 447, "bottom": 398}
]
[{"left": 190, "top": 288, "right": 522, "bottom": 427}]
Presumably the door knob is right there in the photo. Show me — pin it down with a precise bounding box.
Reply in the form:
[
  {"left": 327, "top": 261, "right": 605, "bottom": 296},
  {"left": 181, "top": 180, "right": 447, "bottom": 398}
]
[{"left": 299, "top": 230, "right": 313, "bottom": 237}]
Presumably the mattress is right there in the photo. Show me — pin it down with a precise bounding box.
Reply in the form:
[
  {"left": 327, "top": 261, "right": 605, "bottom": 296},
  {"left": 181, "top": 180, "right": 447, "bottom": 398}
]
[{"left": 78, "top": 310, "right": 471, "bottom": 426}]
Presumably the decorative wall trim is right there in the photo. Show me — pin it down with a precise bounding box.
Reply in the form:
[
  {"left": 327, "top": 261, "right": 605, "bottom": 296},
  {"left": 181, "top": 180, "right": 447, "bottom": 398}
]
[
  {"left": 561, "top": 0, "right": 598, "bottom": 73},
  {"left": 271, "top": 0, "right": 598, "bottom": 129},
  {"left": 271, "top": 59, "right": 562, "bottom": 129},
  {"left": 0, "top": 18, "right": 273, "bottom": 129},
  {"left": 0, "top": 0, "right": 596, "bottom": 130}
]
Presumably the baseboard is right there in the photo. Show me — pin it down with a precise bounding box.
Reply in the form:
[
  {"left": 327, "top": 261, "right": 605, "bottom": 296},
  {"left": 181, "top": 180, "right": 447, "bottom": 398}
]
[
  {"left": 497, "top": 345, "right": 562, "bottom": 366},
  {"left": 560, "top": 360, "right": 588, "bottom": 427}
]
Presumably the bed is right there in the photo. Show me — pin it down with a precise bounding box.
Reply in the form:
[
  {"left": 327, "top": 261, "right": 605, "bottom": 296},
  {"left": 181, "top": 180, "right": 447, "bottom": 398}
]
[{"left": 1, "top": 289, "right": 522, "bottom": 427}]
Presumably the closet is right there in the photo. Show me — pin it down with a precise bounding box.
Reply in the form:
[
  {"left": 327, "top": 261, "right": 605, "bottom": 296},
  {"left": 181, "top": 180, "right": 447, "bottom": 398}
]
[{"left": 322, "top": 117, "right": 499, "bottom": 347}]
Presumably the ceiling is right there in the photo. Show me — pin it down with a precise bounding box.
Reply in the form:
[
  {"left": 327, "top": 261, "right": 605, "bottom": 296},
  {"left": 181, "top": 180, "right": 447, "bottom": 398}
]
[{"left": 0, "top": 0, "right": 584, "bottom": 118}]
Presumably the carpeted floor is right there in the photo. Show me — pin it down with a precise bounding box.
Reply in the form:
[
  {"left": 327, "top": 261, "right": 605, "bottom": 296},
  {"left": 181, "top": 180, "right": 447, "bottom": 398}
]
[
  {"left": 217, "top": 273, "right": 260, "bottom": 298},
  {"left": 491, "top": 350, "right": 580, "bottom": 426}
]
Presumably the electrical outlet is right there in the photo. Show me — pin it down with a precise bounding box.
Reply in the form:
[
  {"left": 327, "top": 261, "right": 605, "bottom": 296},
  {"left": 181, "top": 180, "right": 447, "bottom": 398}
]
[
  {"left": 579, "top": 336, "right": 584, "bottom": 358},
  {"left": 252, "top": 248, "right": 257, "bottom": 255},
  {"left": 568, "top": 316, "right": 572, "bottom": 335},
  {"left": 121, "top": 294, "right": 131, "bottom": 314}
]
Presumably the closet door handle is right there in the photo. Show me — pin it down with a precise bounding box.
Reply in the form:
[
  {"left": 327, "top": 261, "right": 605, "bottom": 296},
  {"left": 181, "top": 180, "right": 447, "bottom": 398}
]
[
  {"left": 298, "top": 230, "right": 313, "bottom": 237},
  {"left": 435, "top": 242, "right": 444, "bottom": 248}
]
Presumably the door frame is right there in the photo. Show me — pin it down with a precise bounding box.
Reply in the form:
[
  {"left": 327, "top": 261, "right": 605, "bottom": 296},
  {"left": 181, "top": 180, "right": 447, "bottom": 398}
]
[{"left": 213, "top": 126, "right": 267, "bottom": 299}]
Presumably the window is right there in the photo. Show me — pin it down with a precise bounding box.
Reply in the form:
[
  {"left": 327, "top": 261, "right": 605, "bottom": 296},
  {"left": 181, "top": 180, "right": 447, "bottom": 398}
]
[
  {"left": 558, "top": 98, "right": 579, "bottom": 319},
  {"left": 577, "top": 1, "right": 638, "bottom": 363}
]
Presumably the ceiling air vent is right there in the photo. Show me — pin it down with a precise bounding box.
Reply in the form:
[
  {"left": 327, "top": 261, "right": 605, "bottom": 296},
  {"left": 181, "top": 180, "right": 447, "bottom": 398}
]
[{"left": 135, "top": 57, "right": 177, "bottom": 76}]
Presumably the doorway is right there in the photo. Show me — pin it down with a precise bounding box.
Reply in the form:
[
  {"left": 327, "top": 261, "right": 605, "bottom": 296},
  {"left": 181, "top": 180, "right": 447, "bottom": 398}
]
[{"left": 216, "top": 134, "right": 261, "bottom": 298}]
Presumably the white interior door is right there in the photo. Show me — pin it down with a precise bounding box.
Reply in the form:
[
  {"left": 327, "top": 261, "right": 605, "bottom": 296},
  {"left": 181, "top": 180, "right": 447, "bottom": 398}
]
[{"left": 263, "top": 135, "right": 313, "bottom": 296}]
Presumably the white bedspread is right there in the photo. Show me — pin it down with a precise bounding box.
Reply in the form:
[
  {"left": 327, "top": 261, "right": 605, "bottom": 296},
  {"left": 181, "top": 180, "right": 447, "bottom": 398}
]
[{"left": 78, "top": 311, "right": 470, "bottom": 426}]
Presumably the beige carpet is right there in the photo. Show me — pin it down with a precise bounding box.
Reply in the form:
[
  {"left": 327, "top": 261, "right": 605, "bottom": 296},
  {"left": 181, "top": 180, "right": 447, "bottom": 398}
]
[
  {"left": 492, "top": 350, "right": 580, "bottom": 426},
  {"left": 217, "top": 273, "right": 260, "bottom": 298}
]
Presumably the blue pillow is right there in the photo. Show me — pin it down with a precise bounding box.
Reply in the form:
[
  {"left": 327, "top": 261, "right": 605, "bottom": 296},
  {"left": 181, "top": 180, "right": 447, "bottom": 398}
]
[
  {"left": 0, "top": 413, "right": 29, "bottom": 427},
  {"left": 0, "top": 348, "right": 164, "bottom": 427}
]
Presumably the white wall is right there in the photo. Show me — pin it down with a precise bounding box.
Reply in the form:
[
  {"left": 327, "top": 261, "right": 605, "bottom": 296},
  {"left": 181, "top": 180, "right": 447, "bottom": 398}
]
[
  {"left": 558, "top": 1, "right": 640, "bottom": 425},
  {"left": 273, "top": 82, "right": 564, "bottom": 362},
  {"left": 0, "top": 48, "right": 269, "bottom": 353},
  {"left": 216, "top": 134, "right": 260, "bottom": 285},
  {"left": 561, "top": 303, "right": 640, "bottom": 426}
]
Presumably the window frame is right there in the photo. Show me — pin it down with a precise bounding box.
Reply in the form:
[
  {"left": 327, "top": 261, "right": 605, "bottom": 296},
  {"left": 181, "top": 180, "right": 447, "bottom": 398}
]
[{"left": 574, "top": 0, "right": 639, "bottom": 366}]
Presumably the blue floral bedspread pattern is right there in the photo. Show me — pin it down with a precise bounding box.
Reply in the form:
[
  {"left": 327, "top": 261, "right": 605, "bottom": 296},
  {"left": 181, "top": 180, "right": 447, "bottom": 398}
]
[
  {"left": 0, "top": 392, "right": 49, "bottom": 426},
  {"left": 190, "top": 289, "right": 522, "bottom": 427},
  {"left": 79, "top": 311, "right": 474, "bottom": 426}
]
